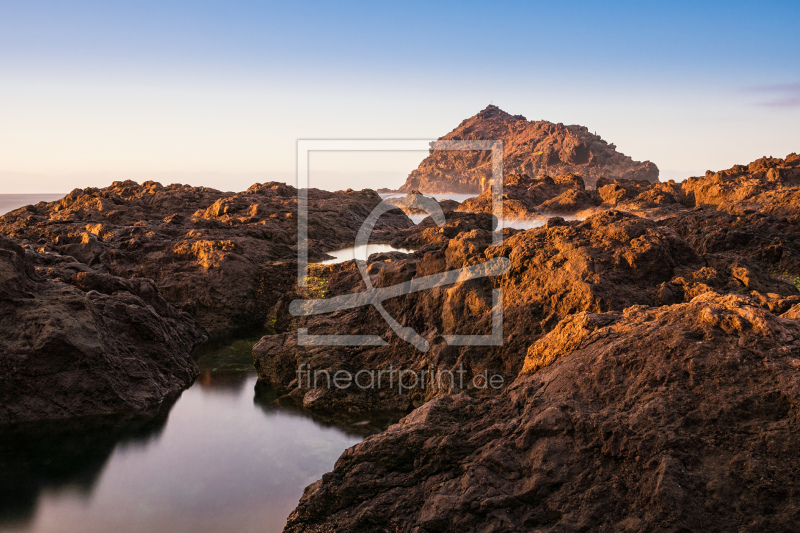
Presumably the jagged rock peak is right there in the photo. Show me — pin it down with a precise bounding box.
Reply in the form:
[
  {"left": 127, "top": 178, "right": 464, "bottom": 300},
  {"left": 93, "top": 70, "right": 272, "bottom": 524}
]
[{"left": 399, "top": 105, "right": 659, "bottom": 193}]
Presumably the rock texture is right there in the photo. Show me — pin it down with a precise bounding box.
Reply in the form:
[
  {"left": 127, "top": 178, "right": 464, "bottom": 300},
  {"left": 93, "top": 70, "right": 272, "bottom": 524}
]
[
  {"left": 268, "top": 153, "right": 800, "bottom": 532},
  {"left": 384, "top": 191, "right": 460, "bottom": 216},
  {"left": 0, "top": 180, "right": 411, "bottom": 335},
  {"left": 254, "top": 209, "right": 796, "bottom": 415},
  {"left": 0, "top": 237, "right": 207, "bottom": 425},
  {"left": 284, "top": 292, "right": 800, "bottom": 532},
  {"left": 457, "top": 173, "right": 597, "bottom": 219},
  {"left": 398, "top": 105, "right": 658, "bottom": 193},
  {"left": 0, "top": 179, "right": 412, "bottom": 424},
  {"left": 661, "top": 153, "right": 800, "bottom": 279}
]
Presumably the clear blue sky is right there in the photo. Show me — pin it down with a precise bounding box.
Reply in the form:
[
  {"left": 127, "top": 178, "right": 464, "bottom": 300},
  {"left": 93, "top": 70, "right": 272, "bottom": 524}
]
[{"left": 1, "top": 0, "right": 798, "bottom": 192}]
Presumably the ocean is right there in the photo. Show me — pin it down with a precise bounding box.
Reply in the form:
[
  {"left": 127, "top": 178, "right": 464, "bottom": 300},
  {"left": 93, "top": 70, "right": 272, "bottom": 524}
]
[{"left": 0, "top": 194, "right": 64, "bottom": 216}]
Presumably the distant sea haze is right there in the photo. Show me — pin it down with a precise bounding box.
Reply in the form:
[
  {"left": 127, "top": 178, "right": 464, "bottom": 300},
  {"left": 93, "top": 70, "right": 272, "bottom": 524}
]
[{"left": 0, "top": 194, "right": 64, "bottom": 216}]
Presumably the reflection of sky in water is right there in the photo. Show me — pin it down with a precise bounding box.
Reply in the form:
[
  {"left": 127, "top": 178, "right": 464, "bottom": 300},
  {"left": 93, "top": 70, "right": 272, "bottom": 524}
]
[
  {"left": 0, "top": 342, "right": 364, "bottom": 533},
  {"left": 318, "top": 244, "right": 416, "bottom": 265}
]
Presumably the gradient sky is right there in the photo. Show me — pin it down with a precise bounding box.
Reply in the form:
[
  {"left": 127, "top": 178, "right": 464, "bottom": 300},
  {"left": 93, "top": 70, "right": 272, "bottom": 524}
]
[{"left": 1, "top": 0, "right": 798, "bottom": 193}]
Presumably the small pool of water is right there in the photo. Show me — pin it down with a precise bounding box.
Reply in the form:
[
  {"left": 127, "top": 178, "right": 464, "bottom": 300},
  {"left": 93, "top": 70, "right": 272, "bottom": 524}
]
[
  {"left": 318, "top": 244, "right": 416, "bottom": 265},
  {"left": 0, "top": 336, "right": 382, "bottom": 533},
  {"left": 502, "top": 217, "right": 547, "bottom": 230}
]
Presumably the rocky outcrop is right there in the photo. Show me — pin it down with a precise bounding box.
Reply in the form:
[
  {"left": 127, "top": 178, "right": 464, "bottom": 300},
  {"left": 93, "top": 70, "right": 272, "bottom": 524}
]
[
  {"left": 457, "top": 173, "right": 596, "bottom": 219},
  {"left": 0, "top": 237, "right": 207, "bottom": 425},
  {"left": 0, "top": 180, "right": 412, "bottom": 335},
  {"left": 266, "top": 152, "right": 800, "bottom": 530},
  {"left": 682, "top": 153, "right": 800, "bottom": 216},
  {"left": 453, "top": 153, "right": 800, "bottom": 230},
  {"left": 383, "top": 191, "right": 460, "bottom": 216},
  {"left": 284, "top": 291, "right": 800, "bottom": 532},
  {"left": 253, "top": 210, "right": 796, "bottom": 415},
  {"left": 398, "top": 105, "right": 659, "bottom": 193},
  {"left": 659, "top": 154, "right": 800, "bottom": 279}
]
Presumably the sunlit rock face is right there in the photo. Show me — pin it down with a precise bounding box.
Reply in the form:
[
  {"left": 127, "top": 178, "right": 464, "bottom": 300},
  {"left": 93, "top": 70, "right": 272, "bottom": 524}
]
[
  {"left": 283, "top": 292, "right": 800, "bottom": 532},
  {"left": 398, "top": 105, "right": 659, "bottom": 194},
  {"left": 0, "top": 180, "right": 412, "bottom": 335},
  {"left": 277, "top": 153, "right": 800, "bottom": 532}
]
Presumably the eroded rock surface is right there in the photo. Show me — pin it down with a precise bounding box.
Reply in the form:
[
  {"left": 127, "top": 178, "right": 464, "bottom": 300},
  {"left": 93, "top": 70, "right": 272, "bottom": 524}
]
[
  {"left": 0, "top": 180, "right": 411, "bottom": 335},
  {"left": 284, "top": 292, "right": 800, "bottom": 532},
  {"left": 0, "top": 237, "right": 207, "bottom": 425},
  {"left": 254, "top": 210, "right": 796, "bottom": 415},
  {"left": 398, "top": 105, "right": 659, "bottom": 193},
  {"left": 268, "top": 153, "right": 800, "bottom": 531}
]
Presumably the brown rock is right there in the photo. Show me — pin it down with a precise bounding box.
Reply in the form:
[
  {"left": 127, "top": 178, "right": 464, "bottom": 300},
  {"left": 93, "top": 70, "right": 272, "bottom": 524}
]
[
  {"left": 284, "top": 292, "right": 800, "bottom": 532},
  {"left": 254, "top": 210, "right": 793, "bottom": 415},
  {"left": 0, "top": 237, "right": 207, "bottom": 425},
  {"left": 0, "top": 180, "right": 412, "bottom": 335},
  {"left": 399, "top": 105, "right": 659, "bottom": 193}
]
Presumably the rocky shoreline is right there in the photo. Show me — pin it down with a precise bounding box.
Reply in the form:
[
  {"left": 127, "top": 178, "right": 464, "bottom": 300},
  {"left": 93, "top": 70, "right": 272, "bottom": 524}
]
[
  {"left": 1, "top": 143, "right": 799, "bottom": 529},
  {"left": 0, "top": 181, "right": 410, "bottom": 424},
  {"left": 267, "top": 153, "right": 800, "bottom": 531}
]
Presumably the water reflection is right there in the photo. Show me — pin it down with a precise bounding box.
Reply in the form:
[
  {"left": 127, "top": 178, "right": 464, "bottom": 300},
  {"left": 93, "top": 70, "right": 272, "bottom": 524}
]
[
  {"left": 317, "top": 243, "right": 416, "bottom": 265},
  {"left": 0, "top": 336, "right": 369, "bottom": 533},
  {"left": 0, "top": 412, "right": 171, "bottom": 527},
  {"left": 253, "top": 381, "right": 404, "bottom": 438}
]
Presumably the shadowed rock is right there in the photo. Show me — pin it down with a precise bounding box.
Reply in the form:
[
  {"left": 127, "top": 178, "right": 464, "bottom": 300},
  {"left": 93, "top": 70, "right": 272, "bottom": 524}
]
[
  {"left": 283, "top": 292, "right": 800, "bottom": 532},
  {"left": 0, "top": 180, "right": 412, "bottom": 335},
  {"left": 0, "top": 237, "right": 206, "bottom": 425}
]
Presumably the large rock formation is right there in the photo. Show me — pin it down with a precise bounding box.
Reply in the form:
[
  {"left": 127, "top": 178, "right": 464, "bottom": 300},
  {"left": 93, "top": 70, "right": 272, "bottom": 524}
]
[
  {"left": 0, "top": 237, "right": 207, "bottom": 425},
  {"left": 253, "top": 209, "right": 796, "bottom": 415},
  {"left": 0, "top": 180, "right": 412, "bottom": 424},
  {"left": 283, "top": 291, "right": 800, "bottom": 532},
  {"left": 0, "top": 180, "right": 412, "bottom": 336},
  {"left": 264, "top": 152, "right": 800, "bottom": 531},
  {"left": 398, "top": 105, "right": 659, "bottom": 193}
]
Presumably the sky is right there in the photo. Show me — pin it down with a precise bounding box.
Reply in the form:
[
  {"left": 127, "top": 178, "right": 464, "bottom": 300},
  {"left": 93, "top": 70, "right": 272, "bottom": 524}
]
[{"left": 0, "top": 0, "right": 798, "bottom": 193}]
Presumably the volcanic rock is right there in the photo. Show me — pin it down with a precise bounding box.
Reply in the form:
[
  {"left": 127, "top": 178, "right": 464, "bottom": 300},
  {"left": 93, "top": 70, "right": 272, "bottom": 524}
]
[
  {"left": 254, "top": 210, "right": 795, "bottom": 415},
  {"left": 398, "top": 105, "right": 659, "bottom": 193},
  {"left": 0, "top": 237, "right": 207, "bottom": 425},
  {"left": 457, "top": 173, "right": 592, "bottom": 219},
  {"left": 0, "top": 180, "right": 412, "bottom": 335},
  {"left": 284, "top": 291, "right": 800, "bottom": 532}
]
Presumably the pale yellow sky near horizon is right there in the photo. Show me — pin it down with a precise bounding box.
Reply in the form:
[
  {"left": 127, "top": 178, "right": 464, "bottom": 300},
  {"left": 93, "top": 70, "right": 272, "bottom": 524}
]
[{"left": 1, "top": 79, "right": 796, "bottom": 194}]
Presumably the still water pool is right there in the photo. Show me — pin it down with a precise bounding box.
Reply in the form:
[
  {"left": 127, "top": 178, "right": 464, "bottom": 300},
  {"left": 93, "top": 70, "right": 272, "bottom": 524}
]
[{"left": 0, "top": 337, "right": 380, "bottom": 533}]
